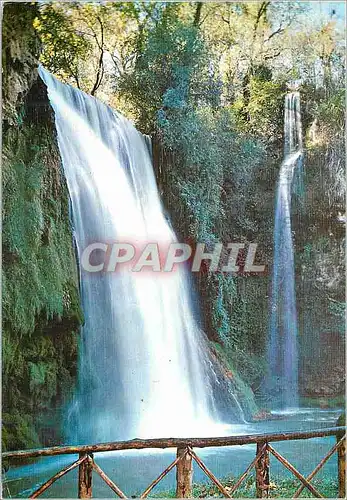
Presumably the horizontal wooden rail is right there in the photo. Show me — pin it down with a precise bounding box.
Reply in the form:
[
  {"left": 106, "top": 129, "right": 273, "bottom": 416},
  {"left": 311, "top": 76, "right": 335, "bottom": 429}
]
[
  {"left": 2, "top": 427, "right": 346, "bottom": 499},
  {"left": 3, "top": 426, "right": 345, "bottom": 460}
]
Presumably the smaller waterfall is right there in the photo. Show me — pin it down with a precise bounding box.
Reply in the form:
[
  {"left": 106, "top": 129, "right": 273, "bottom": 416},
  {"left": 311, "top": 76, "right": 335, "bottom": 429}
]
[{"left": 267, "top": 92, "right": 303, "bottom": 409}]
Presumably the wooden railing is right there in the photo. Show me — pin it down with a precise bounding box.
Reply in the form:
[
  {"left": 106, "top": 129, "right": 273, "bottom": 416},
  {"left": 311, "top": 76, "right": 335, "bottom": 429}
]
[{"left": 2, "top": 426, "right": 346, "bottom": 498}]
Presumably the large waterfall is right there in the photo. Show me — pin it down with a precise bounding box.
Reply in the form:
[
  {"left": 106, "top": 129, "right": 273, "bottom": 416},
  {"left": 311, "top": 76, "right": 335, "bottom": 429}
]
[
  {"left": 267, "top": 92, "right": 303, "bottom": 409},
  {"left": 39, "top": 67, "right": 242, "bottom": 442}
]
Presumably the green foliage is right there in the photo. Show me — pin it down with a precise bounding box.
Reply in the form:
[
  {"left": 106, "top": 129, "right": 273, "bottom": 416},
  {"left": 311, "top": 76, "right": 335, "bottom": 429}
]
[
  {"left": 151, "top": 475, "right": 338, "bottom": 498},
  {"left": 202, "top": 273, "right": 269, "bottom": 396},
  {"left": 2, "top": 412, "right": 40, "bottom": 451},
  {"left": 34, "top": 5, "right": 92, "bottom": 86},
  {"left": 160, "top": 106, "right": 263, "bottom": 240},
  {"left": 34, "top": 2, "right": 169, "bottom": 97},
  {"left": 209, "top": 274, "right": 236, "bottom": 345},
  {"left": 120, "top": 14, "right": 209, "bottom": 131},
  {"left": 303, "top": 83, "right": 345, "bottom": 148},
  {"left": 2, "top": 111, "right": 82, "bottom": 450},
  {"left": 211, "top": 341, "right": 258, "bottom": 415},
  {"left": 193, "top": 475, "right": 338, "bottom": 498},
  {"left": 121, "top": 11, "right": 264, "bottom": 240},
  {"left": 303, "top": 396, "right": 345, "bottom": 410},
  {"left": 3, "top": 125, "right": 82, "bottom": 335},
  {"left": 243, "top": 76, "right": 285, "bottom": 143},
  {"left": 315, "top": 88, "right": 345, "bottom": 137},
  {"left": 28, "top": 361, "right": 57, "bottom": 401}
]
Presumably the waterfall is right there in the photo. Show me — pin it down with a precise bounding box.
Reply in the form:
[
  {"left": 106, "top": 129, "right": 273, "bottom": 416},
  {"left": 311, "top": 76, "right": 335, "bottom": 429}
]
[
  {"left": 39, "top": 67, "right": 243, "bottom": 442},
  {"left": 267, "top": 92, "right": 303, "bottom": 409}
]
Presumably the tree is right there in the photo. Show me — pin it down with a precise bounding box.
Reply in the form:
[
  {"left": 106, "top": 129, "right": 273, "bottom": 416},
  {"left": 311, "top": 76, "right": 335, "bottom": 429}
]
[
  {"left": 34, "top": 5, "right": 92, "bottom": 90},
  {"left": 34, "top": 2, "right": 156, "bottom": 96}
]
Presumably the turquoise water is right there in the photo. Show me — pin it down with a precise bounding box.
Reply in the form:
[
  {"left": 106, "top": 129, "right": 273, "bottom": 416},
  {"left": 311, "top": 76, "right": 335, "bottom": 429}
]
[{"left": 4, "top": 409, "right": 342, "bottom": 498}]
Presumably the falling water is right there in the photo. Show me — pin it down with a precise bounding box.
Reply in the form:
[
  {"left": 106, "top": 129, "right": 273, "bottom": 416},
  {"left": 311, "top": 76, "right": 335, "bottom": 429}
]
[
  {"left": 267, "top": 92, "right": 303, "bottom": 409},
  {"left": 39, "top": 67, "right": 243, "bottom": 442}
]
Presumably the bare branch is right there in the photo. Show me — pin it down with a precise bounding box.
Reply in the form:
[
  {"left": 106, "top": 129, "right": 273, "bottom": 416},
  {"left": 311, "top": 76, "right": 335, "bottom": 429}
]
[
  {"left": 90, "top": 16, "right": 105, "bottom": 95},
  {"left": 264, "top": 22, "right": 285, "bottom": 43},
  {"left": 199, "top": 12, "right": 210, "bottom": 26},
  {"left": 264, "top": 50, "right": 281, "bottom": 60},
  {"left": 254, "top": 1, "right": 270, "bottom": 34}
]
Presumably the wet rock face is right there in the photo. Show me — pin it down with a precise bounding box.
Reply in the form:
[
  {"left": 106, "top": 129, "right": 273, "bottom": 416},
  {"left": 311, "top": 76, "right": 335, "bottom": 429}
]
[
  {"left": 2, "top": 3, "right": 41, "bottom": 125},
  {"left": 295, "top": 136, "right": 345, "bottom": 400},
  {"left": 303, "top": 365, "right": 345, "bottom": 398}
]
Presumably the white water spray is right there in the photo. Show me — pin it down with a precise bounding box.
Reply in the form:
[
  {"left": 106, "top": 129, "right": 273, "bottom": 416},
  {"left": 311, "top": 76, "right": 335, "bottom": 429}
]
[{"left": 39, "top": 67, "right": 244, "bottom": 442}]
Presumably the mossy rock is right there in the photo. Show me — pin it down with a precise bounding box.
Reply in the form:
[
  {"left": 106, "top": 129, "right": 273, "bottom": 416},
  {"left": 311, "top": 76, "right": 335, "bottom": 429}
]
[{"left": 2, "top": 60, "right": 83, "bottom": 448}]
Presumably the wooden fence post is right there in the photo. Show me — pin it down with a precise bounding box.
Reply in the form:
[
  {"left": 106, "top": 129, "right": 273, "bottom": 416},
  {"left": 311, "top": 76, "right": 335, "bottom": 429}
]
[
  {"left": 255, "top": 442, "right": 269, "bottom": 498},
  {"left": 337, "top": 434, "right": 346, "bottom": 498},
  {"left": 176, "top": 447, "right": 193, "bottom": 497},
  {"left": 78, "top": 453, "right": 93, "bottom": 498}
]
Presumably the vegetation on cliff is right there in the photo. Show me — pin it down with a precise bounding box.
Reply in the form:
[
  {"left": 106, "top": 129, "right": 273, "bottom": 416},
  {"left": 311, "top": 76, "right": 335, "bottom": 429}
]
[
  {"left": 2, "top": 1, "right": 345, "bottom": 449},
  {"left": 2, "top": 4, "right": 83, "bottom": 450}
]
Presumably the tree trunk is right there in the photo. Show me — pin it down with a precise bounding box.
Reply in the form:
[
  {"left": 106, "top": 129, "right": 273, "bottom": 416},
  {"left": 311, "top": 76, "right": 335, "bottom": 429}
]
[
  {"left": 242, "top": 70, "right": 251, "bottom": 121},
  {"left": 193, "top": 3, "right": 203, "bottom": 26}
]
